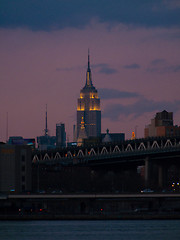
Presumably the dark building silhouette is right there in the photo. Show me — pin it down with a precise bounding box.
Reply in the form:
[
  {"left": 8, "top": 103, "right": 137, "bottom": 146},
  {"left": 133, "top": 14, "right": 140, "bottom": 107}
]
[
  {"left": 56, "top": 123, "right": 66, "bottom": 147},
  {"left": 37, "top": 135, "right": 56, "bottom": 150},
  {"left": 0, "top": 144, "right": 32, "bottom": 193},
  {"left": 101, "top": 129, "right": 125, "bottom": 143},
  {"left": 8, "top": 136, "right": 35, "bottom": 149},
  {"left": 76, "top": 51, "right": 101, "bottom": 142},
  {"left": 37, "top": 105, "right": 56, "bottom": 150}
]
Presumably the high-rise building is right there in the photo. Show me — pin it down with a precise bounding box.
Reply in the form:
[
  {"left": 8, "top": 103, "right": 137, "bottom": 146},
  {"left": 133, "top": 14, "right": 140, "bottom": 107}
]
[
  {"left": 76, "top": 52, "right": 101, "bottom": 141},
  {"left": 56, "top": 123, "right": 66, "bottom": 147},
  {"left": 144, "top": 110, "right": 180, "bottom": 138}
]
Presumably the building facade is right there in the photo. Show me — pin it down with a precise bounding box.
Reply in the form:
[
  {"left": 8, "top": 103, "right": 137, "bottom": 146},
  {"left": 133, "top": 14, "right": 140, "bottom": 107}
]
[
  {"left": 144, "top": 110, "right": 180, "bottom": 138},
  {"left": 76, "top": 52, "right": 101, "bottom": 141},
  {"left": 0, "top": 144, "right": 32, "bottom": 193}
]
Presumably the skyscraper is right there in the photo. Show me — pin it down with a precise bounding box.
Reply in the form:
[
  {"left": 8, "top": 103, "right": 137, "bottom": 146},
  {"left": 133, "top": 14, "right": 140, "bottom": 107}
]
[
  {"left": 76, "top": 51, "right": 101, "bottom": 141},
  {"left": 56, "top": 123, "right": 66, "bottom": 147}
]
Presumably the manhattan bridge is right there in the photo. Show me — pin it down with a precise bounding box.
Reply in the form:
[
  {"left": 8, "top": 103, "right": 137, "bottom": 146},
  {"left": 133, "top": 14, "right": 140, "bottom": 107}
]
[{"left": 32, "top": 136, "right": 180, "bottom": 191}]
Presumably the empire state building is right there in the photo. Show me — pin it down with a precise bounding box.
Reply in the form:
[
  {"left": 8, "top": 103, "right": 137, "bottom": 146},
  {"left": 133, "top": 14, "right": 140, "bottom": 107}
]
[{"left": 76, "top": 52, "right": 101, "bottom": 141}]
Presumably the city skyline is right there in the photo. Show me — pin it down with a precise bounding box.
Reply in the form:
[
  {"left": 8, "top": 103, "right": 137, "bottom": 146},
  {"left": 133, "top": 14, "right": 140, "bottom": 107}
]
[{"left": 0, "top": 1, "right": 180, "bottom": 142}]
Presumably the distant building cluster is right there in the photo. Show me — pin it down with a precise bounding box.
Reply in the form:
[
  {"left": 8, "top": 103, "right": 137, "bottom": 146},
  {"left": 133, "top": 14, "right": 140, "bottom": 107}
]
[
  {"left": 3, "top": 52, "right": 125, "bottom": 150},
  {"left": 144, "top": 110, "right": 180, "bottom": 138}
]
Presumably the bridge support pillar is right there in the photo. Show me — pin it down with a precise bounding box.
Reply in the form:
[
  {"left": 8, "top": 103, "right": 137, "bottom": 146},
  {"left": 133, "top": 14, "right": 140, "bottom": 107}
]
[
  {"left": 158, "top": 165, "right": 163, "bottom": 189},
  {"left": 145, "top": 157, "right": 152, "bottom": 188},
  {"left": 158, "top": 164, "right": 168, "bottom": 189}
]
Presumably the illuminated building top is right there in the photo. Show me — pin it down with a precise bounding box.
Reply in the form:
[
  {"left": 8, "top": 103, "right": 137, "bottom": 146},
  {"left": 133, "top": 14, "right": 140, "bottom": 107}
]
[
  {"left": 76, "top": 51, "right": 101, "bottom": 140},
  {"left": 77, "top": 51, "right": 100, "bottom": 112}
]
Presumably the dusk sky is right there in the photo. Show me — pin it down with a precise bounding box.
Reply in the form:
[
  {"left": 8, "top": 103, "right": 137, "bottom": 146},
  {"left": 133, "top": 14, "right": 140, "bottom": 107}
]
[{"left": 0, "top": 0, "right": 180, "bottom": 142}]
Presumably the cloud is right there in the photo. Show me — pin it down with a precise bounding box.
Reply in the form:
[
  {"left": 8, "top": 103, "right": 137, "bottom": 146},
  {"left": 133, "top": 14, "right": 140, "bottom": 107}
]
[
  {"left": 162, "top": 0, "right": 180, "bottom": 9},
  {"left": 151, "top": 59, "right": 166, "bottom": 66},
  {"left": 1, "top": 0, "right": 180, "bottom": 30},
  {"left": 147, "top": 59, "right": 180, "bottom": 73},
  {"left": 99, "top": 88, "right": 141, "bottom": 100},
  {"left": 123, "top": 63, "right": 140, "bottom": 69},
  {"left": 56, "top": 63, "right": 118, "bottom": 75},
  {"left": 92, "top": 64, "right": 118, "bottom": 75},
  {"left": 147, "top": 64, "right": 180, "bottom": 74},
  {"left": 172, "top": 65, "right": 180, "bottom": 72},
  {"left": 102, "top": 97, "right": 180, "bottom": 120}
]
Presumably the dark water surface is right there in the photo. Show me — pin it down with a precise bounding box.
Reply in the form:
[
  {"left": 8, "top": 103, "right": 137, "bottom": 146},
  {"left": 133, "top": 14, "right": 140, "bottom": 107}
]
[{"left": 0, "top": 220, "right": 180, "bottom": 240}]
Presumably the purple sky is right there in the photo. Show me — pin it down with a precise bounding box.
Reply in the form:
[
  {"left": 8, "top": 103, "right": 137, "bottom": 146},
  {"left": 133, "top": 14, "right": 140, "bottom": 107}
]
[{"left": 0, "top": 1, "right": 180, "bottom": 142}]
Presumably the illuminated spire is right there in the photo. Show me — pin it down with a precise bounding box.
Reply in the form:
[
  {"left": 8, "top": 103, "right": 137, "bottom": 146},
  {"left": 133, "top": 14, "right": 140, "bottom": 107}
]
[
  {"left": 85, "top": 49, "right": 92, "bottom": 87},
  {"left": 77, "top": 116, "right": 87, "bottom": 146},
  {"left": 81, "top": 117, "right": 85, "bottom": 129},
  {"left": 88, "top": 48, "right": 90, "bottom": 71}
]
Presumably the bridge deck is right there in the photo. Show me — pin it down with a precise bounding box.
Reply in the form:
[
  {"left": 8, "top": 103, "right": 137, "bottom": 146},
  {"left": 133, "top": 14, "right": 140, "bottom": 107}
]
[{"left": 5, "top": 193, "right": 180, "bottom": 199}]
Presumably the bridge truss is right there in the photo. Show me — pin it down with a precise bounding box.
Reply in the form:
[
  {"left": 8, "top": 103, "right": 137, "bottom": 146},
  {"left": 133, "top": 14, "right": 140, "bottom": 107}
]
[{"left": 32, "top": 137, "right": 180, "bottom": 166}]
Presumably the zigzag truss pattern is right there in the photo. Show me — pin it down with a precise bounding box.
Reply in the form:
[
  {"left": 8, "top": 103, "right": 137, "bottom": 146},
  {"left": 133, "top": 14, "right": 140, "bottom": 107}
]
[{"left": 32, "top": 138, "right": 180, "bottom": 163}]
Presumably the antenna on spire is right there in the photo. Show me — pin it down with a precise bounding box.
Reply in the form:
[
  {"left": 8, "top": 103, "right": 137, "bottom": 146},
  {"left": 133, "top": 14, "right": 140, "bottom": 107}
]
[
  {"left": 44, "top": 104, "right": 49, "bottom": 136},
  {"left": 6, "top": 112, "right": 8, "bottom": 142},
  {"left": 88, "top": 48, "right": 90, "bottom": 70},
  {"left": 85, "top": 48, "right": 92, "bottom": 87}
]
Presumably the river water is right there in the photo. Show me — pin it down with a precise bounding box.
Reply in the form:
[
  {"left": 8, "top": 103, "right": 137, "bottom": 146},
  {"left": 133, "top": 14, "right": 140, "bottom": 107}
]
[{"left": 0, "top": 220, "right": 180, "bottom": 240}]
